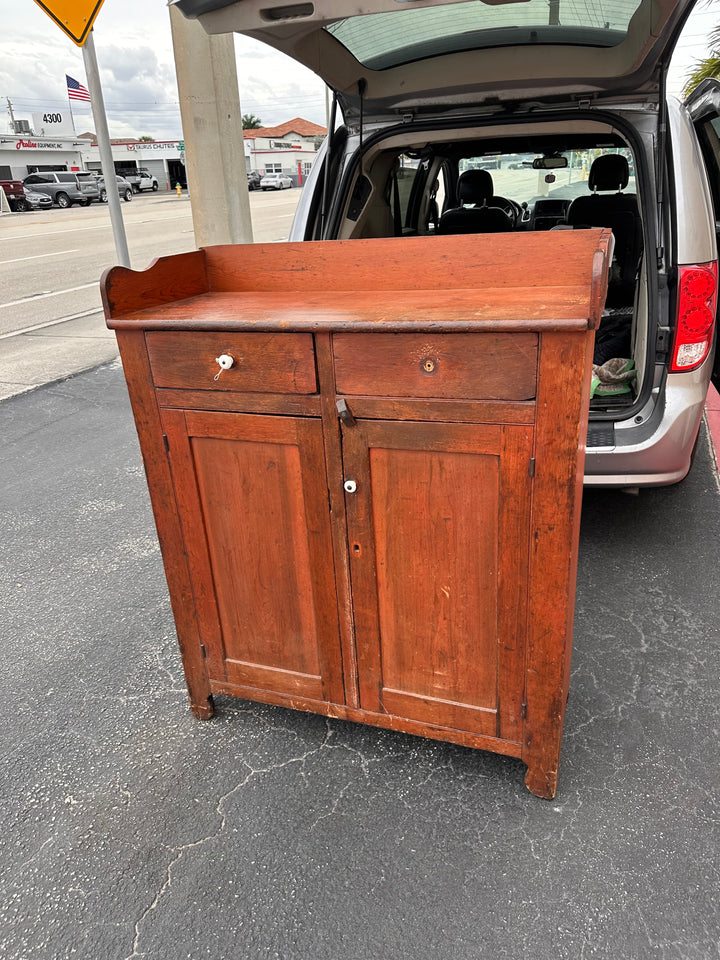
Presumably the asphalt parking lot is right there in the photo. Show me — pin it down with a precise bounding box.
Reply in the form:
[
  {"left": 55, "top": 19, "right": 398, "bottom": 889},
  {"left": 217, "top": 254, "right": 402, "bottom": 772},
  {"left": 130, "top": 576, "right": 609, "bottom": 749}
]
[{"left": 1, "top": 358, "right": 719, "bottom": 959}]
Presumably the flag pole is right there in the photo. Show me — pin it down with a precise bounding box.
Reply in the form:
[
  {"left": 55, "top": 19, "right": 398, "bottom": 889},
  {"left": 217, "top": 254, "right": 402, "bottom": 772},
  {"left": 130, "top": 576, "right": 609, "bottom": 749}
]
[
  {"left": 81, "top": 31, "right": 130, "bottom": 267},
  {"left": 66, "top": 89, "right": 76, "bottom": 133}
]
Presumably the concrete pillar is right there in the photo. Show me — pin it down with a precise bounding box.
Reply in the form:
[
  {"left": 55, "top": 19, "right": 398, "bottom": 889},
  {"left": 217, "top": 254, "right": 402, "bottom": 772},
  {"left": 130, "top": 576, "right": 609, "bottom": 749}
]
[{"left": 169, "top": 4, "right": 253, "bottom": 246}]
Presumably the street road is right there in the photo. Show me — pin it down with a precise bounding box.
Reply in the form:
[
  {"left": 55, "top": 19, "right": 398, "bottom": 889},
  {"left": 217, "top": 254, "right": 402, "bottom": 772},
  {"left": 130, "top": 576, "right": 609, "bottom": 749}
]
[{"left": 0, "top": 188, "right": 301, "bottom": 340}]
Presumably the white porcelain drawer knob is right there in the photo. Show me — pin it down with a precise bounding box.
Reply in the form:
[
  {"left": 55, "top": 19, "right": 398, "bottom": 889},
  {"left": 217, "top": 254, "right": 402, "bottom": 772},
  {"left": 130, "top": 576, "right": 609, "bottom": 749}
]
[{"left": 214, "top": 354, "right": 235, "bottom": 380}]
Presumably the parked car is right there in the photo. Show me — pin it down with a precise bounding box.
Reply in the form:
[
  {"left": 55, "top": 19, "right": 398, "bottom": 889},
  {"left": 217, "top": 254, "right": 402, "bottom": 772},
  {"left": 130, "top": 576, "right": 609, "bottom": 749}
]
[
  {"left": 0, "top": 179, "right": 30, "bottom": 211},
  {"left": 178, "top": 0, "right": 720, "bottom": 488},
  {"left": 23, "top": 171, "right": 100, "bottom": 208},
  {"left": 23, "top": 187, "right": 53, "bottom": 210},
  {"left": 118, "top": 167, "right": 159, "bottom": 193},
  {"left": 247, "top": 171, "right": 262, "bottom": 190},
  {"left": 96, "top": 175, "right": 134, "bottom": 203},
  {"left": 260, "top": 172, "right": 293, "bottom": 190}
]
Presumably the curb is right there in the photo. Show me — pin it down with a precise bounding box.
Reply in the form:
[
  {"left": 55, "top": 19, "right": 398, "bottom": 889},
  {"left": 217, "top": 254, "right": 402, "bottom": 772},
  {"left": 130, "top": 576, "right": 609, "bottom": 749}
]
[{"left": 705, "top": 382, "right": 720, "bottom": 469}]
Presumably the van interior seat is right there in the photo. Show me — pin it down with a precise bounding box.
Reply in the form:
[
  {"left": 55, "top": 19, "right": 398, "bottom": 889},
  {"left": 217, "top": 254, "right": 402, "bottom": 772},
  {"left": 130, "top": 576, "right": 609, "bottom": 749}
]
[
  {"left": 566, "top": 154, "right": 642, "bottom": 307},
  {"left": 438, "top": 169, "right": 514, "bottom": 234}
]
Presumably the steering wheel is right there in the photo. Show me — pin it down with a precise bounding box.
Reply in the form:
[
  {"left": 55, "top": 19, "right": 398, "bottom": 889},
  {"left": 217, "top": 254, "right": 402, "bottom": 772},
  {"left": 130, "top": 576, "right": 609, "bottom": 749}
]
[{"left": 490, "top": 196, "right": 521, "bottom": 226}]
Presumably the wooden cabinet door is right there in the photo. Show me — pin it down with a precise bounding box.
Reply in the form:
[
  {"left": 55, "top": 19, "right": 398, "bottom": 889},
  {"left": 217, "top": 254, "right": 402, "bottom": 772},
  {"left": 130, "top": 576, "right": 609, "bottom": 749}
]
[
  {"left": 161, "top": 409, "right": 345, "bottom": 705},
  {"left": 342, "top": 420, "right": 533, "bottom": 744}
]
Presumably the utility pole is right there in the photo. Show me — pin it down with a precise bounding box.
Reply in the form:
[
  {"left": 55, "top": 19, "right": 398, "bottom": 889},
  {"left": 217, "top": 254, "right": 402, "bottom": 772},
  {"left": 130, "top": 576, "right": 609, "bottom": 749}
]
[
  {"left": 82, "top": 30, "right": 131, "bottom": 267},
  {"left": 169, "top": 4, "right": 252, "bottom": 247},
  {"left": 7, "top": 97, "right": 16, "bottom": 134}
]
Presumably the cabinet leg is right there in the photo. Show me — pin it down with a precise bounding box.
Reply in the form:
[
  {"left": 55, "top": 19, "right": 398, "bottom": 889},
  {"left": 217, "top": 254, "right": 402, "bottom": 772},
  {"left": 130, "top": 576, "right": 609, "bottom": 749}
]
[
  {"left": 523, "top": 760, "right": 558, "bottom": 799},
  {"left": 189, "top": 694, "right": 215, "bottom": 720}
]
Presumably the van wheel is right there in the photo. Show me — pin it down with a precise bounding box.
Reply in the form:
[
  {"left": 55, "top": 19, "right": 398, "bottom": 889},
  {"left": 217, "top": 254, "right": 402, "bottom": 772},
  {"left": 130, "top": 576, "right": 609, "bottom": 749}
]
[
  {"left": 152, "top": 182, "right": 158, "bottom": 191},
  {"left": 100, "top": 189, "right": 108, "bottom": 202},
  {"left": 123, "top": 189, "right": 133, "bottom": 202},
  {"left": 56, "top": 192, "right": 70, "bottom": 208}
]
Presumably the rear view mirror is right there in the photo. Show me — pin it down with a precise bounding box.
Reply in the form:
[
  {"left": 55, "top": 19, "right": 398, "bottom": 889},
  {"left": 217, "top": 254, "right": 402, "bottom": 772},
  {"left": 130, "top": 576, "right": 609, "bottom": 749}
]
[{"left": 532, "top": 156, "right": 568, "bottom": 169}]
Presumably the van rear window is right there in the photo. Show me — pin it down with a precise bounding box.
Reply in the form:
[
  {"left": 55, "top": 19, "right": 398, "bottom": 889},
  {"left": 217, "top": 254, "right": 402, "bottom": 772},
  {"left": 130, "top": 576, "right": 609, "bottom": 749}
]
[{"left": 325, "top": 0, "right": 642, "bottom": 70}]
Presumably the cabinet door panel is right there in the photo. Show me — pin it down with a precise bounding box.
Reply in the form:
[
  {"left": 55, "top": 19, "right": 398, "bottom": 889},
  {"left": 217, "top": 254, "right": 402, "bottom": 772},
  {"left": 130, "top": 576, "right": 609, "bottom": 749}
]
[
  {"left": 162, "top": 409, "right": 344, "bottom": 704},
  {"left": 343, "top": 420, "right": 532, "bottom": 742}
]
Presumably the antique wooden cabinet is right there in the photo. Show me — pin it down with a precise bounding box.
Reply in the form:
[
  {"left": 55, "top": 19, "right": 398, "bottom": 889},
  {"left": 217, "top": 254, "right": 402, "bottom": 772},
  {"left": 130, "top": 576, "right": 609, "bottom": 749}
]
[{"left": 102, "top": 231, "right": 611, "bottom": 798}]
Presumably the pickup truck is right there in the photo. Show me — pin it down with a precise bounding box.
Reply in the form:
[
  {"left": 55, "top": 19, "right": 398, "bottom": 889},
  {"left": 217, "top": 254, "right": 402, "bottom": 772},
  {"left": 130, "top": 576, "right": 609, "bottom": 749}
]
[
  {"left": 123, "top": 168, "right": 159, "bottom": 193},
  {"left": 0, "top": 179, "right": 29, "bottom": 212}
]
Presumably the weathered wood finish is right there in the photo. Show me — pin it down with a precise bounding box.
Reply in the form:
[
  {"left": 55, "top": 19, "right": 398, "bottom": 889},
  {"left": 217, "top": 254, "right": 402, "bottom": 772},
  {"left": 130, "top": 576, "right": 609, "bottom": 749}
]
[
  {"left": 106, "top": 288, "right": 597, "bottom": 332},
  {"left": 104, "top": 233, "right": 611, "bottom": 332},
  {"left": 333, "top": 332, "right": 537, "bottom": 400},
  {"left": 103, "top": 232, "right": 612, "bottom": 798},
  {"left": 161, "top": 409, "right": 345, "bottom": 705},
  {"left": 342, "top": 419, "right": 533, "bottom": 741},
  {"left": 146, "top": 331, "right": 317, "bottom": 394},
  {"left": 113, "top": 330, "right": 214, "bottom": 719},
  {"left": 101, "top": 250, "right": 207, "bottom": 317}
]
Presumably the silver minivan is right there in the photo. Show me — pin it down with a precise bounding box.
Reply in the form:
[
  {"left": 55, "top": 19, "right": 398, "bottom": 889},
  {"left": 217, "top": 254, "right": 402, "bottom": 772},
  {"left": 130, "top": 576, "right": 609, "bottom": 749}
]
[{"left": 176, "top": 0, "right": 720, "bottom": 487}]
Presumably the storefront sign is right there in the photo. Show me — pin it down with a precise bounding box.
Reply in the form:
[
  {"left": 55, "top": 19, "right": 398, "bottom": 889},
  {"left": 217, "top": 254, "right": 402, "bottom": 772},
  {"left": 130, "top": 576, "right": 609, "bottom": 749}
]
[
  {"left": 125, "top": 142, "right": 181, "bottom": 151},
  {"left": 32, "top": 111, "right": 75, "bottom": 138},
  {"left": 270, "top": 141, "right": 302, "bottom": 149},
  {"left": 16, "top": 140, "right": 66, "bottom": 150}
]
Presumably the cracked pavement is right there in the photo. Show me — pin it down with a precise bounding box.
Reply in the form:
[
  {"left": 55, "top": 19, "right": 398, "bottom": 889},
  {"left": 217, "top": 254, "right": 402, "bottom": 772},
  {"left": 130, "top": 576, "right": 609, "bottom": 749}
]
[{"left": 1, "top": 363, "right": 719, "bottom": 959}]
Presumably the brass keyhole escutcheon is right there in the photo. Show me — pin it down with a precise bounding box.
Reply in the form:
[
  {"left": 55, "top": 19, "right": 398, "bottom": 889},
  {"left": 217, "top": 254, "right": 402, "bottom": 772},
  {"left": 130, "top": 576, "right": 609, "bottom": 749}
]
[{"left": 422, "top": 358, "right": 436, "bottom": 374}]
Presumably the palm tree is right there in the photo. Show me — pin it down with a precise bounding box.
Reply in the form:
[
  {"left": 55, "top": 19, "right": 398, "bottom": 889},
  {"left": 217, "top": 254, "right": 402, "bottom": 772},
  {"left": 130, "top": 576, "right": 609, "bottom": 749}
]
[
  {"left": 242, "top": 114, "right": 263, "bottom": 129},
  {"left": 684, "top": 25, "right": 720, "bottom": 96}
]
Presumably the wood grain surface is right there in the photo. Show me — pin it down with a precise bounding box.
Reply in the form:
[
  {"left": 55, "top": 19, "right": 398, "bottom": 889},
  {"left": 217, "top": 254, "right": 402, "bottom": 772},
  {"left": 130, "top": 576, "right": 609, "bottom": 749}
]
[{"left": 106, "top": 230, "right": 611, "bottom": 797}]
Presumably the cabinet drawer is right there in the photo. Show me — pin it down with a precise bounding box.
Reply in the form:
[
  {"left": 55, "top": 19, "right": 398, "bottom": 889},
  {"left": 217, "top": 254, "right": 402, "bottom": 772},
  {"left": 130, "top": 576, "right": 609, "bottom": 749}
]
[
  {"left": 333, "top": 332, "right": 537, "bottom": 401},
  {"left": 146, "top": 331, "right": 317, "bottom": 394}
]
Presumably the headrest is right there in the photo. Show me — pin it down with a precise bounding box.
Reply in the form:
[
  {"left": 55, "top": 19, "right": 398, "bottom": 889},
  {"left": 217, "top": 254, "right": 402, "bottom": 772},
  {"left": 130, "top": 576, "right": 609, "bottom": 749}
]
[
  {"left": 589, "top": 154, "right": 629, "bottom": 192},
  {"left": 457, "top": 169, "right": 493, "bottom": 205}
]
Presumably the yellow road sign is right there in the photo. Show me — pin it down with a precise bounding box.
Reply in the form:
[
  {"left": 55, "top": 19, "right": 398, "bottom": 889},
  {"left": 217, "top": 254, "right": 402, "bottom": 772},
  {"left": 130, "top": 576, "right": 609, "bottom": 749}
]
[{"left": 32, "top": 0, "right": 106, "bottom": 46}]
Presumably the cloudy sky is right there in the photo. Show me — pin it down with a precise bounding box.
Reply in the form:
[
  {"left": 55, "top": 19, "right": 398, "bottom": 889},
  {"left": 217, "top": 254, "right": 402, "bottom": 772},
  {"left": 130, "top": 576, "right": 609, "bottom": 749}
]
[
  {"left": 1, "top": 1, "right": 716, "bottom": 141},
  {"left": 2, "top": 0, "right": 328, "bottom": 139}
]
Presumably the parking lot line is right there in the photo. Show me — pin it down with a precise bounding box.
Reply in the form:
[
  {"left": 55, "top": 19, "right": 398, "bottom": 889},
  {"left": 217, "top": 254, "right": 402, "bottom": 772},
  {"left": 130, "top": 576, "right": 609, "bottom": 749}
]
[
  {"left": 0, "top": 282, "right": 98, "bottom": 310},
  {"left": 0, "top": 307, "right": 102, "bottom": 341},
  {"left": 1, "top": 249, "right": 79, "bottom": 266},
  {"left": 0, "top": 213, "right": 191, "bottom": 243},
  {"left": 0, "top": 225, "right": 109, "bottom": 242}
]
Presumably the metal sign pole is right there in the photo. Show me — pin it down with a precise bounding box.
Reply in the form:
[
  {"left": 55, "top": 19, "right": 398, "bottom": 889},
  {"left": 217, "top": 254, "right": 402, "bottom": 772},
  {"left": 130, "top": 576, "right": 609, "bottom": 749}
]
[{"left": 81, "top": 29, "right": 130, "bottom": 267}]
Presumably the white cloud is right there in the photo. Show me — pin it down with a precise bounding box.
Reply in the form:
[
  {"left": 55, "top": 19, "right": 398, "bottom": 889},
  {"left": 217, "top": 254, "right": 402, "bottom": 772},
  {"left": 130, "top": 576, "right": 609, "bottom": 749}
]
[
  {"left": 1, "top": 0, "right": 326, "bottom": 140},
  {"left": 1, "top": 0, "right": 715, "bottom": 140}
]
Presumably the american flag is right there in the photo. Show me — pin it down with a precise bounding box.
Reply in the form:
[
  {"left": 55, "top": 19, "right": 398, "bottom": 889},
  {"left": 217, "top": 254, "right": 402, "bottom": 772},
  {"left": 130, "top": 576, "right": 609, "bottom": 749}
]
[{"left": 66, "top": 75, "right": 91, "bottom": 103}]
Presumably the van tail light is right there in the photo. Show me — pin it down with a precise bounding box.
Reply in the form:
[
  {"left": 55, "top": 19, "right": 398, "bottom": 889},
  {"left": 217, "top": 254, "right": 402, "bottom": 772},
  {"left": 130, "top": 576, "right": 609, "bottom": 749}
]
[{"left": 669, "top": 261, "right": 718, "bottom": 372}]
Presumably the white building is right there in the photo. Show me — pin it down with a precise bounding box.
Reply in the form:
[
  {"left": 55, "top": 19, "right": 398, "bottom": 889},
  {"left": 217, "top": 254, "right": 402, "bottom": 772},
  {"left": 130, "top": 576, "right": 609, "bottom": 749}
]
[
  {"left": 244, "top": 118, "right": 326, "bottom": 187},
  {"left": 1, "top": 117, "right": 326, "bottom": 190},
  {"left": 81, "top": 139, "right": 183, "bottom": 192},
  {"left": 0, "top": 135, "right": 86, "bottom": 180}
]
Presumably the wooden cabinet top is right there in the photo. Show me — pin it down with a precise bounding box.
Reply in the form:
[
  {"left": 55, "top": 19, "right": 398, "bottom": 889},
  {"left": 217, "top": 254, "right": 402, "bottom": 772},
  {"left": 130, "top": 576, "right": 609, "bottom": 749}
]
[{"left": 102, "top": 232, "right": 612, "bottom": 334}]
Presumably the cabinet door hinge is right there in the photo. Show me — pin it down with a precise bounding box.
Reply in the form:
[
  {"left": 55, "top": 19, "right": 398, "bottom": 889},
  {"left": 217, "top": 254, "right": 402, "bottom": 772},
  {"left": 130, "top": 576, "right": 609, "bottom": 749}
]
[
  {"left": 529, "top": 457, "right": 536, "bottom": 478},
  {"left": 199, "top": 643, "right": 207, "bottom": 659},
  {"left": 521, "top": 702, "right": 527, "bottom": 720},
  {"left": 162, "top": 433, "right": 170, "bottom": 453}
]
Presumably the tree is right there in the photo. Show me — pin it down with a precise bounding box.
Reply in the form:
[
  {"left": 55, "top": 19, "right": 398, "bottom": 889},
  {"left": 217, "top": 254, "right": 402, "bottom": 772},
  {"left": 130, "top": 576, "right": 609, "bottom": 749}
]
[
  {"left": 684, "top": 25, "right": 720, "bottom": 97},
  {"left": 138, "top": 135, "right": 155, "bottom": 142},
  {"left": 242, "top": 114, "right": 262, "bottom": 129}
]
